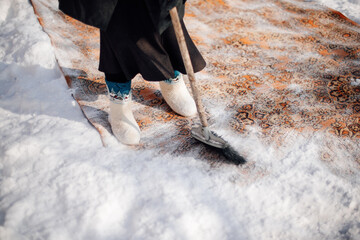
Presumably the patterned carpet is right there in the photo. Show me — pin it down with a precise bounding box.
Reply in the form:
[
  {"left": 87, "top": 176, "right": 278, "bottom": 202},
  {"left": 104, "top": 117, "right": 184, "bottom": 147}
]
[{"left": 31, "top": 0, "right": 360, "bottom": 163}]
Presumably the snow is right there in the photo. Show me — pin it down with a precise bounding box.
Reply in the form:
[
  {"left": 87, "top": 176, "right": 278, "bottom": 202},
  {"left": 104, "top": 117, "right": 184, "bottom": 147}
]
[
  {"left": 0, "top": 0, "right": 360, "bottom": 240},
  {"left": 316, "top": 0, "right": 360, "bottom": 24}
]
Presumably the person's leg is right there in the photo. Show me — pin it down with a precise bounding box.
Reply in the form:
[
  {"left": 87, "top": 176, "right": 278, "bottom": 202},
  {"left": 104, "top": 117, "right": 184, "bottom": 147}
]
[
  {"left": 105, "top": 73, "right": 140, "bottom": 145},
  {"left": 158, "top": 19, "right": 205, "bottom": 117},
  {"left": 159, "top": 70, "right": 197, "bottom": 117},
  {"left": 105, "top": 73, "right": 132, "bottom": 100}
]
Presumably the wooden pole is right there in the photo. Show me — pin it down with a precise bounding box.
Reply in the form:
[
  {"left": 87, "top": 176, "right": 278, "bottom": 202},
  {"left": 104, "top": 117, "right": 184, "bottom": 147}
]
[{"left": 169, "top": 7, "right": 208, "bottom": 128}]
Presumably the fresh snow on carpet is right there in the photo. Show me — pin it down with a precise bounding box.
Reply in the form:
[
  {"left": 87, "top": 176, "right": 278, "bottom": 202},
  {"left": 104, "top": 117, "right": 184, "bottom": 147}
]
[
  {"left": 0, "top": 0, "right": 359, "bottom": 240},
  {"left": 316, "top": 0, "right": 360, "bottom": 24}
]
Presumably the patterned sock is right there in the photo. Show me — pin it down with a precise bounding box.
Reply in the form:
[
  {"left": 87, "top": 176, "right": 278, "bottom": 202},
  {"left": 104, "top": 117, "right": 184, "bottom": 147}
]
[{"left": 105, "top": 78, "right": 132, "bottom": 102}]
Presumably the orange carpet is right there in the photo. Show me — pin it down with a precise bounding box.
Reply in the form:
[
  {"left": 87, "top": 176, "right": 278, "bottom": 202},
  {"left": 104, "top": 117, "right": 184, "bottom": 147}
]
[{"left": 31, "top": 0, "right": 360, "bottom": 163}]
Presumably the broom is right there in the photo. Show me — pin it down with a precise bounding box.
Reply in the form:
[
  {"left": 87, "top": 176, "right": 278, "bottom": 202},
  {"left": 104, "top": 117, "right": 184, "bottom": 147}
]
[{"left": 169, "top": 7, "right": 246, "bottom": 165}]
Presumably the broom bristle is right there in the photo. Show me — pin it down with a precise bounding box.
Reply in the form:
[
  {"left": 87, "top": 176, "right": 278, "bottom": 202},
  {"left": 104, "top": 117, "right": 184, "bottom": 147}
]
[
  {"left": 192, "top": 127, "right": 246, "bottom": 165},
  {"left": 222, "top": 144, "right": 246, "bottom": 165}
]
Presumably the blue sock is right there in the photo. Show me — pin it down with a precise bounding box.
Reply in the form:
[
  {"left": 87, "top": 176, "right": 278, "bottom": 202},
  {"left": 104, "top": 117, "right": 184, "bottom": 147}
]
[
  {"left": 174, "top": 70, "right": 181, "bottom": 78},
  {"left": 105, "top": 78, "right": 132, "bottom": 101},
  {"left": 164, "top": 70, "right": 181, "bottom": 84}
]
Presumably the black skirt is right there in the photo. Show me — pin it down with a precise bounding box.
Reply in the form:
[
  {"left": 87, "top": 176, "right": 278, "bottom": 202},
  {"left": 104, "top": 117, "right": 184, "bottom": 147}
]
[{"left": 98, "top": 0, "right": 206, "bottom": 82}]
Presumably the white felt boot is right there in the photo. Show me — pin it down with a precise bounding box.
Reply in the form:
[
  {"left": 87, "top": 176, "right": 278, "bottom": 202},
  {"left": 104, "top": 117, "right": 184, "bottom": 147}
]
[
  {"left": 159, "top": 72, "right": 197, "bottom": 117},
  {"left": 109, "top": 93, "right": 140, "bottom": 145}
]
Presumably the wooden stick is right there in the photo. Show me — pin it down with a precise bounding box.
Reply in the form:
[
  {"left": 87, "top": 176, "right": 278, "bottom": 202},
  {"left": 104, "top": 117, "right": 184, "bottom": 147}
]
[{"left": 169, "top": 7, "right": 208, "bottom": 127}]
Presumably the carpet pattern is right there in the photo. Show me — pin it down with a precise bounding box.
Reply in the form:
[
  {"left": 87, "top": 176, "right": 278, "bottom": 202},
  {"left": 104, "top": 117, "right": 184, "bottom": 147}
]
[{"left": 31, "top": 0, "right": 360, "bottom": 163}]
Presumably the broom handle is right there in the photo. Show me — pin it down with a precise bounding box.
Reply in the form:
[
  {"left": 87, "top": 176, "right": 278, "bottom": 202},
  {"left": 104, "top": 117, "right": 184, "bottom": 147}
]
[{"left": 169, "top": 7, "right": 208, "bottom": 128}]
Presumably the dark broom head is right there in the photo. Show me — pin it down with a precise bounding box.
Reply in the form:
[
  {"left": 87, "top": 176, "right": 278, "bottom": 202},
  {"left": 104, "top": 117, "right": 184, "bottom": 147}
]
[
  {"left": 222, "top": 144, "right": 246, "bottom": 165},
  {"left": 191, "top": 126, "right": 246, "bottom": 165}
]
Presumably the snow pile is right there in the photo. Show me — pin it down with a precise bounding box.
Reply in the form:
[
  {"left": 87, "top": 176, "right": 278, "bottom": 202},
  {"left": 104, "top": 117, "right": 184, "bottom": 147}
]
[
  {"left": 316, "top": 0, "right": 360, "bottom": 24},
  {"left": 0, "top": 0, "right": 360, "bottom": 240}
]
